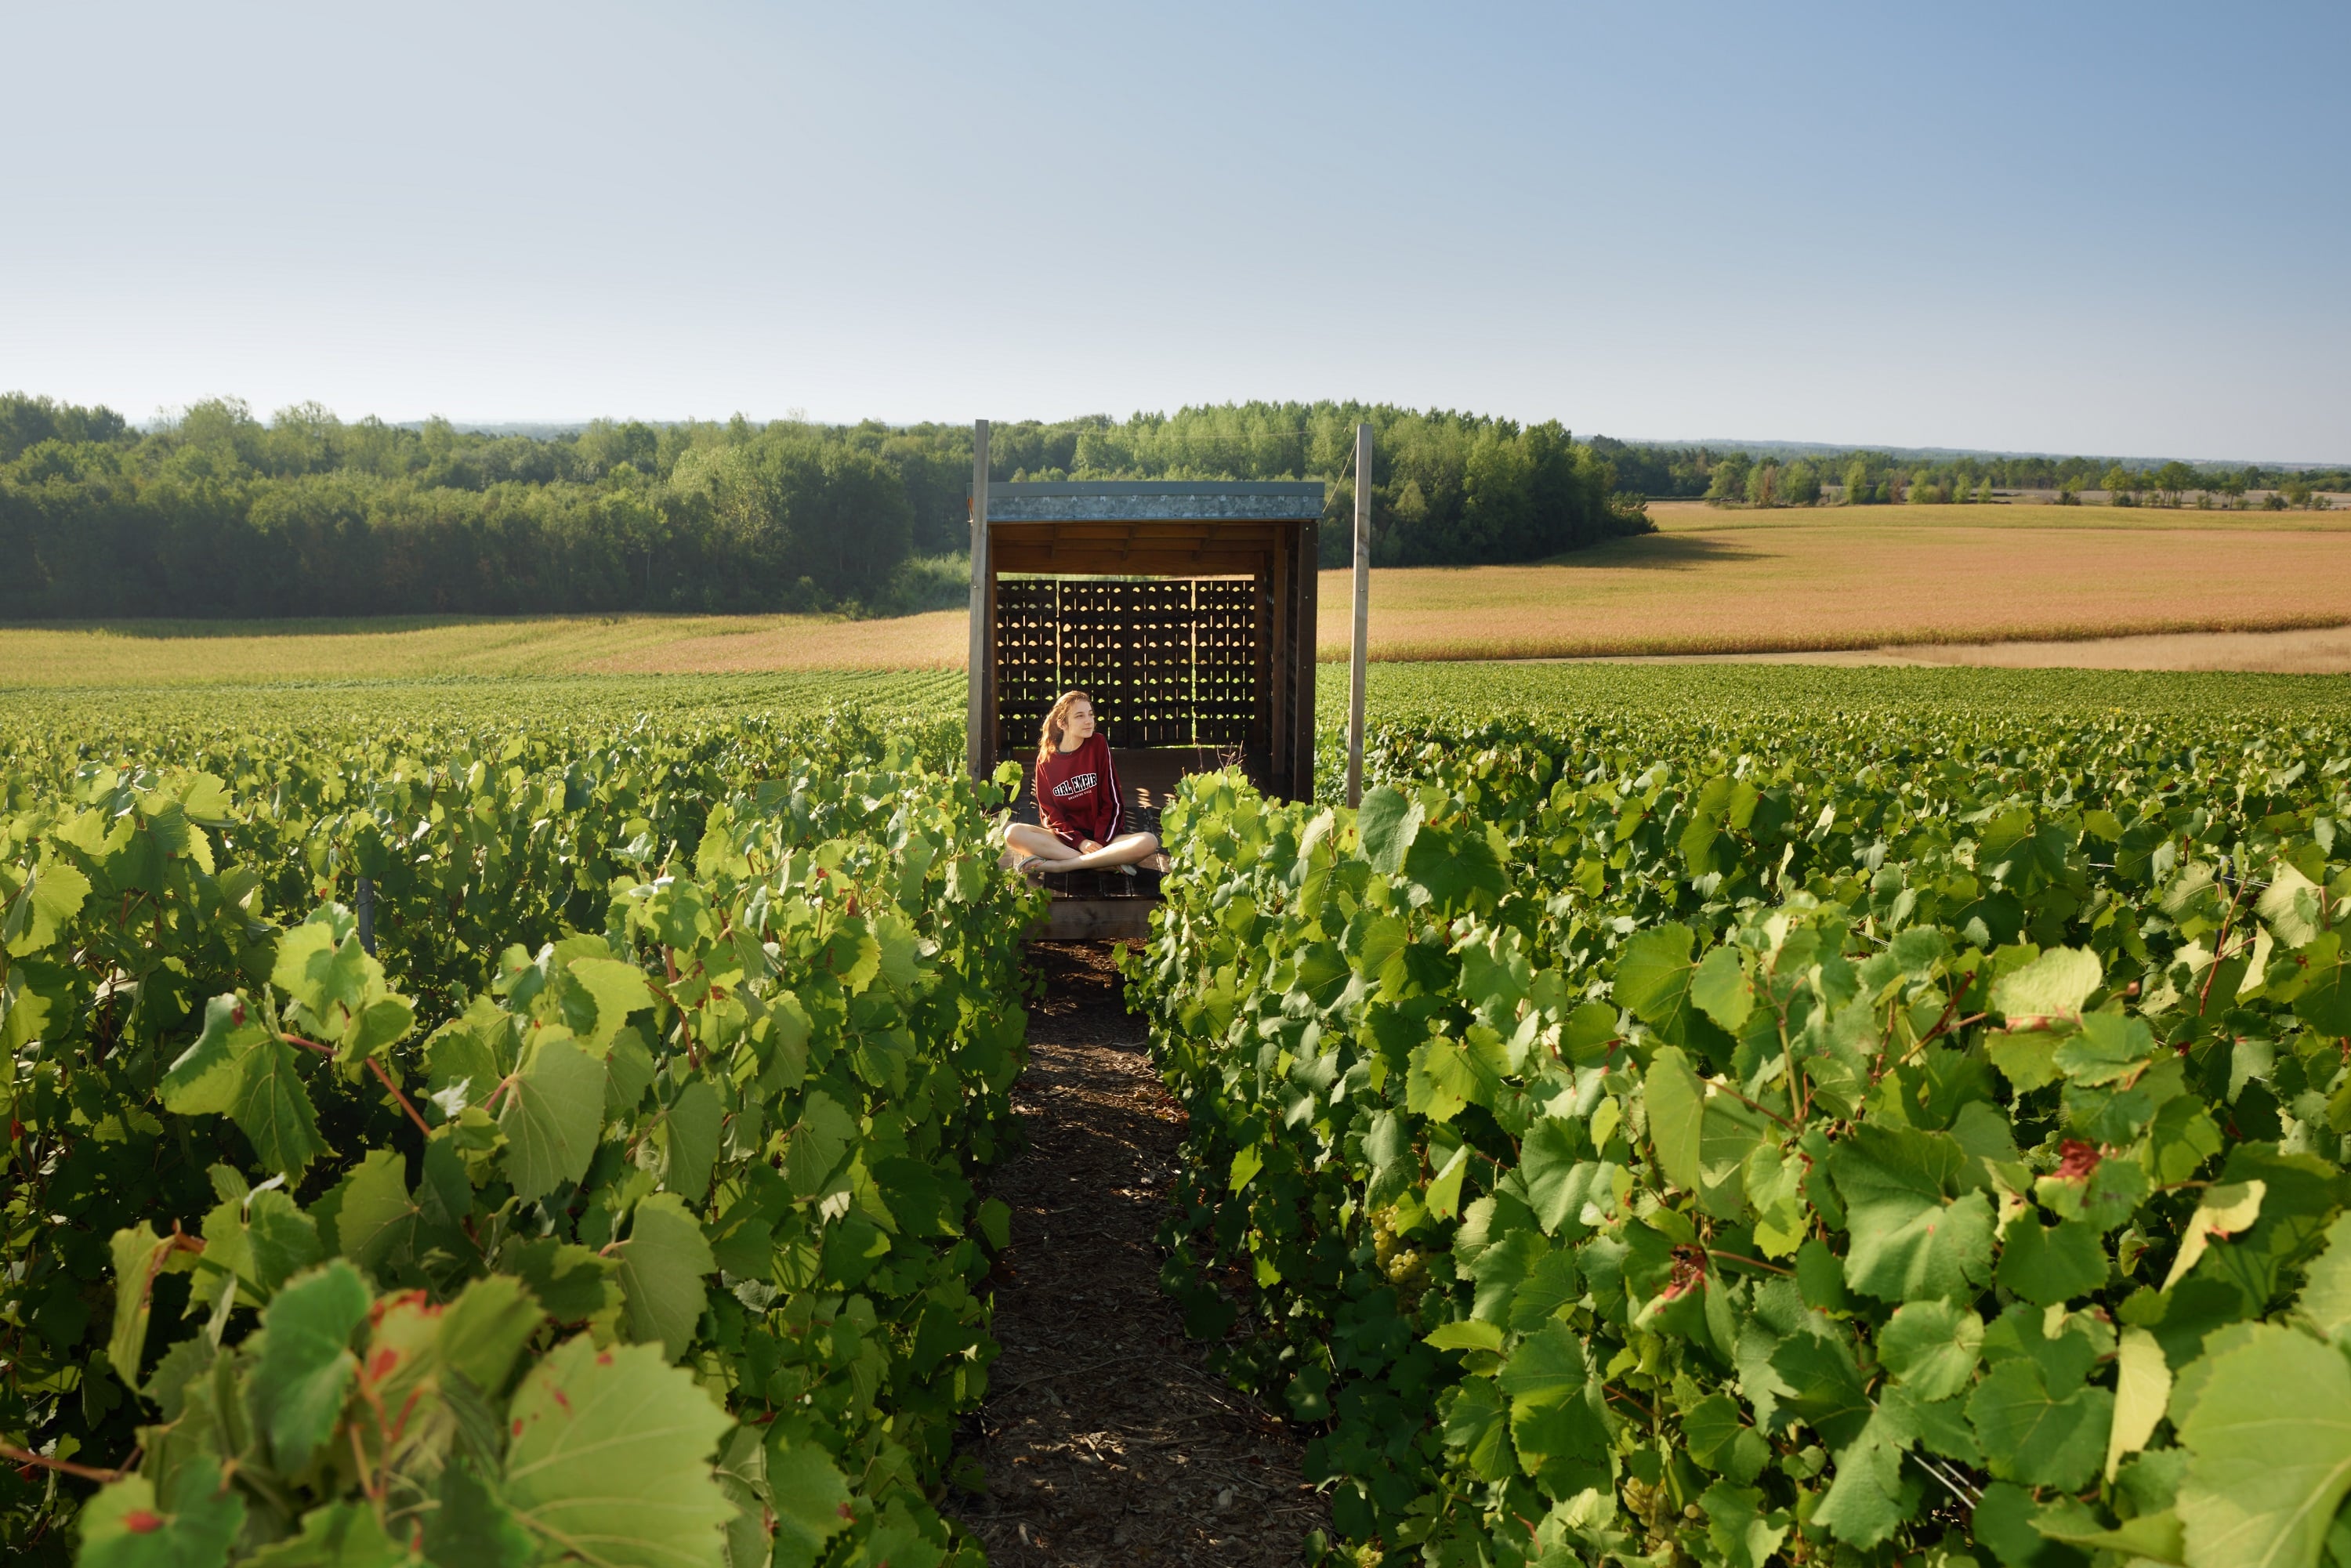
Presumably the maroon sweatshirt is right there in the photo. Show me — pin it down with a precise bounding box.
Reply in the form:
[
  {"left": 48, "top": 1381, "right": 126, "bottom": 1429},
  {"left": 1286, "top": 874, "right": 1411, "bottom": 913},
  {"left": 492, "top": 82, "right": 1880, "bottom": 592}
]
[{"left": 1035, "top": 733, "right": 1122, "bottom": 847}]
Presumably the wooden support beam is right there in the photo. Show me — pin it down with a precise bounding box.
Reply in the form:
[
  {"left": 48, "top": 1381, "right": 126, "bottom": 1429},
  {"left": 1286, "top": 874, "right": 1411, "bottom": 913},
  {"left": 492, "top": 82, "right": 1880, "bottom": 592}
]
[
  {"left": 966, "top": 421, "right": 991, "bottom": 781},
  {"left": 1347, "top": 422, "right": 1371, "bottom": 808},
  {"left": 1294, "top": 516, "right": 1318, "bottom": 801}
]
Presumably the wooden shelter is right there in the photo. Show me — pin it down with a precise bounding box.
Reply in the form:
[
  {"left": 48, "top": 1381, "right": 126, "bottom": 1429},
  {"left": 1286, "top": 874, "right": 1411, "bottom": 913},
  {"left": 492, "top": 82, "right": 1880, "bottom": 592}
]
[{"left": 963, "top": 440, "right": 1324, "bottom": 936}]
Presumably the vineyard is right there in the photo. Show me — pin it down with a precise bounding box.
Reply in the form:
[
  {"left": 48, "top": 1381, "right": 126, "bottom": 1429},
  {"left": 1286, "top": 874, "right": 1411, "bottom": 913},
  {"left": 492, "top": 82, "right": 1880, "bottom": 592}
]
[
  {"left": 8, "top": 664, "right": 2351, "bottom": 1566},
  {"left": 1134, "top": 684, "right": 2351, "bottom": 1566},
  {"left": 2, "top": 692, "right": 1029, "bottom": 1568}
]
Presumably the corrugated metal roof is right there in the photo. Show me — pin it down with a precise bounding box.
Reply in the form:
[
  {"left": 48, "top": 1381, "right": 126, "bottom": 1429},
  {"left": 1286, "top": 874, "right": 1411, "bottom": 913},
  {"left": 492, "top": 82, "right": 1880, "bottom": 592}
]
[{"left": 981, "top": 480, "right": 1325, "bottom": 523}]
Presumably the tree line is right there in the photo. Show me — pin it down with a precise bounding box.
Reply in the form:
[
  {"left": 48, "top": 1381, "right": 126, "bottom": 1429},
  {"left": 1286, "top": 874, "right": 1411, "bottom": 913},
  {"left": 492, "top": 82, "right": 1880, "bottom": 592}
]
[
  {"left": 1592, "top": 437, "right": 2349, "bottom": 509},
  {"left": 0, "top": 396, "right": 1650, "bottom": 621}
]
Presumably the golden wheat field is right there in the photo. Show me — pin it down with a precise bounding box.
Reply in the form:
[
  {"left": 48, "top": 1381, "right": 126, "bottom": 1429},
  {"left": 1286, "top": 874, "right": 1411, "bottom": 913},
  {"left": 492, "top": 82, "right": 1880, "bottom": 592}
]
[
  {"left": 1317, "top": 502, "right": 2351, "bottom": 661},
  {"left": 3, "top": 503, "right": 2346, "bottom": 686}
]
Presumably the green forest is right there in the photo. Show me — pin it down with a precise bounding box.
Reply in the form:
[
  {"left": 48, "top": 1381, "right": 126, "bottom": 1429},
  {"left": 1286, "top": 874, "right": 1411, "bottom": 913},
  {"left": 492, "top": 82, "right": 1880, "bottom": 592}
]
[
  {"left": 0, "top": 397, "right": 1643, "bottom": 620},
  {"left": 1598, "top": 437, "right": 2350, "bottom": 506},
  {"left": 5, "top": 393, "right": 2339, "bottom": 622}
]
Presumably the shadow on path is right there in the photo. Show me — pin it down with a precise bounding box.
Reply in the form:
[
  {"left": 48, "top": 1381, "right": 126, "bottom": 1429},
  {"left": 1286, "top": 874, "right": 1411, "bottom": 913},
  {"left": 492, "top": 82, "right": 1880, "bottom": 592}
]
[{"left": 946, "top": 943, "right": 1328, "bottom": 1566}]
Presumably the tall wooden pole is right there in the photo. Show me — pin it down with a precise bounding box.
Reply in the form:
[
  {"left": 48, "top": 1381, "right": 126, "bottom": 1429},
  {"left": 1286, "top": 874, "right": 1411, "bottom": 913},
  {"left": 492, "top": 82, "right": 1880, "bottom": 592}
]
[
  {"left": 966, "top": 420, "right": 991, "bottom": 781},
  {"left": 1346, "top": 421, "right": 1371, "bottom": 807}
]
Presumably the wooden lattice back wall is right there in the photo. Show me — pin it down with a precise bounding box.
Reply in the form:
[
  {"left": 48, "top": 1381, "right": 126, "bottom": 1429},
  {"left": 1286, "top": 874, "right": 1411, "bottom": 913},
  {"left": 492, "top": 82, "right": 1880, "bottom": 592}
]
[{"left": 994, "top": 578, "right": 1259, "bottom": 755}]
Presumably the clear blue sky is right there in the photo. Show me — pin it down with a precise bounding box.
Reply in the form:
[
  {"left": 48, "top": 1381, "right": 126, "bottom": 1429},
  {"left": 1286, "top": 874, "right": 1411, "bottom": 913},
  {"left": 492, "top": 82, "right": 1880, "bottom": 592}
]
[{"left": 6, "top": 1, "right": 2346, "bottom": 461}]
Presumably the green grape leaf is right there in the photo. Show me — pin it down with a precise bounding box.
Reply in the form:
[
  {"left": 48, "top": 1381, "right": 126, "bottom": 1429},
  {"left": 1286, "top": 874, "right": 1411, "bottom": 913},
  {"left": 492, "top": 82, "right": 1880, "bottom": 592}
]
[
  {"left": 1690, "top": 943, "right": 1753, "bottom": 1031},
  {"left": 616, "top": 1193, "right": 715, "bottom": 1360},
  {"left": 505, "top": 1237, "right": 621, "bottom": 1325},
  {"left": 1967, "top": 1356, "right": 2113, "bottom": 1492},
  {"left": 243, "top": 1501, "right": 404, "bottom": 1567},
  {"left": 713, "top": 1425, "right": 770, "bottom": 1568},
  {"left": 108, "top": 1226, "right": 177, "bottom": 1387},
  {"left": 1829, "top": 1125, "right": 1994, "bottom": 1302},
  {"left": 566, "top": 955, "right": 655, "bottom": 1050},
  {"left": 312, "top": 1149, "right": 417, "bottom": 1280},
  {"left": 1426, "top": 1320, "right": 1506, "bottom": 1354},
  {"left": 499, "top": 1335, "right": 735, "bottom": 1568},
  {"left": 499, "top": 1036, "right": 606, "bottom": 1202},
  {"left": 2, "top": 854, "right": 90, "bottom": 957},
  {"left": 230, "top": 1033, "right": 328, "bottom": 1179},
  {"left": 783, "top": 1089, "right": 856, "bottom": 1199},
  {"left": 1699, "top": 1480, "right": 1788, "bottom": 1568},
  {"left": 1998, "top": 1217, "right": 2110, "bottom": 1305},
  {"left": 203, "top": 1185, "right": 324, "bottom": 1304},
  {"left": 272, "top": 916, "right": 371, "bottom": 1028},
  {"left": 1770, "top": 1330, "right": 1873, "bottom": 1449},
  {"left": 78, "top": 1456, "right": 245, "bottom": 1568},
  {"left": 1496, "top": 1320, "right": 1586, "bottom": 1410},
  {"left": 2295, "top": 1211, "right": 2351, "bottom": 1338},
  {"left": 424, "top": 1459, "right": 534, "bottom": 1568},
  {"left": 1989, "top": 946, "right": 2103, "bottom": 1023},
  {"left": 1517, "top": 1118, "right": 1588, "bottom": 1236},
  {"left": 1355, "top": 785, "right": 1422, "bottom": 874},
  {"left": 1644, "top": 1045, "right": 1704, "bottom": 1195},
  {"left": 160, "top": 995, "right": 267, "bottom": 1119},
  {"left": 2051, "top": 1012, "right": 2158, "bottom": 1085},
  {"left": 1614, "top": 923, "right": 1697, "bottom": 1033},
  {"left": 766, "top": 1439, "right": 853, "bottom": 1568},
  {"left": 1404, "top": 823, "right": 1506, "bottom": 912},
  {"left": 2176, "top": 1322, "right": 2351, "bottom": 1568},
  {"left": 252, "top": 1260, "right": 372, "bottom": 1474},
  {"left": 2106, "top": 1327, "right": 2171, "bottom": 1483},
  {"left": 2162, "top": 1179, "right": 2266, "bottom": 1291},
  {"left": 2294, "top": 932, "right": 2351, "bottom": 1035},
  {"left": 1877, "top": 1299, "right": 1983, "bottom": 1402},
  {"left": 437, "top": 1274, "right": 546, "bottom": 1396},
  {"left": 1439, "top": 1378, "right": 1514, "bottom": 1483},
  {"left": 1813, "top": 1401, "right": 1916, "bottom": 1548},
  {"left": 661, "top": 1079, "right": 723, "bottom": 1202},
  {"left": 2033, "top": 1506, "right": 2186, "bottom": 1563}
]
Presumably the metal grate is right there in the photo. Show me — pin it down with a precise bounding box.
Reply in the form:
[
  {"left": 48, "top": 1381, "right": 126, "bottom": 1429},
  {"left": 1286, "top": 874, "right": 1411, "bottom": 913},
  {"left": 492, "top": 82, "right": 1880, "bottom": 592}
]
[{"left": 994, "top": 578, "right": 1259, "bottom": 756}]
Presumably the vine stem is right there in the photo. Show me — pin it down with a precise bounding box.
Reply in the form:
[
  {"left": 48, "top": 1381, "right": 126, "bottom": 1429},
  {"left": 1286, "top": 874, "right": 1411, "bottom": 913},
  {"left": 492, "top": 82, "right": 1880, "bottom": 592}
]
[
  {"left": 1704, "top": 1248, "right": 1792, "bottom": 1276},
  {"left": 2197, "top": 872, "right": 2251, "bottom": 1015},
  {"left": 1, "top": 1443, "right": 125, "bottom": 1484},
  {"left": 1704, "top": 1077, "right": 1797, "bottom": 1132},
  {"left": 282, "top": 1033, "right": 434, "bottom": 1138}
]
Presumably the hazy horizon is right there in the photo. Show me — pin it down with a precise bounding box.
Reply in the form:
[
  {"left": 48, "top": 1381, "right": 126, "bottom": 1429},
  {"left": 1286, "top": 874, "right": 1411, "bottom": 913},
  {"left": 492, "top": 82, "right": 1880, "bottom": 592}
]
[{"left": 76, "top": 402, "right": 2338, "bottom": 471}]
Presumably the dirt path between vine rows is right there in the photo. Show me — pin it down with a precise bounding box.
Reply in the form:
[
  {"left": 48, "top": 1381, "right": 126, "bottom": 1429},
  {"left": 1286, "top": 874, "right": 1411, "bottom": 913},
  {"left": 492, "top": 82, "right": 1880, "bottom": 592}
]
[{"left": 945, "top": 942, "right": 1330, "bottom": 1566}]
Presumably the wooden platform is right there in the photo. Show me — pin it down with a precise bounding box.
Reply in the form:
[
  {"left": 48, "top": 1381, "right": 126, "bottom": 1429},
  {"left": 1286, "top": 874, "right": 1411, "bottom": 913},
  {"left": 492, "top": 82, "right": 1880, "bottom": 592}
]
[{"left": 1012, "top": 747, "right": 1238, "bottom": 943}]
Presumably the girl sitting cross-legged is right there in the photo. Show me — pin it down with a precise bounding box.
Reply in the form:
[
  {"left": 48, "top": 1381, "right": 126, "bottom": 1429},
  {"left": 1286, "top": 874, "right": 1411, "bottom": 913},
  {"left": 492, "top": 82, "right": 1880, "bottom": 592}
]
[{"left": 1003, "top": 690, "right": 1171, "bottom": 878}]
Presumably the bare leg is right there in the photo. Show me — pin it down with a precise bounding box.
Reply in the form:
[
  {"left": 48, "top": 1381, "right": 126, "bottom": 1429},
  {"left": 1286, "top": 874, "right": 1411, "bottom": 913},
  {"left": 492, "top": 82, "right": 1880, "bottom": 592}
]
[
  {"left": 1045, "top": 831, "right": 1165, "bottom": 872},
  {"left": 1003, "top": 822, "right": 1087, "bottom": 871}
]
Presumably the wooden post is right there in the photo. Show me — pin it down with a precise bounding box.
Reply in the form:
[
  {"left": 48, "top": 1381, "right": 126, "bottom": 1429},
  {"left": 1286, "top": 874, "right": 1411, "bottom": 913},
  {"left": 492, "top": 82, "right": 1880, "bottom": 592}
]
[
  {"left": 1346, "top": 421, "right": 1371, "bottom": 807},
  {"left": 966, "top": 420, "right": 991, "bottom": 781}
]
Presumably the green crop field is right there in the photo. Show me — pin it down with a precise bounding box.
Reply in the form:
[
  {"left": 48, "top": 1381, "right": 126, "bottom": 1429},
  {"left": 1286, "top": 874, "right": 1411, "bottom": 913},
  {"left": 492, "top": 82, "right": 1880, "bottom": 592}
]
[{"left": 9, "top": 657, "right": 2351, "bottom": 1568}]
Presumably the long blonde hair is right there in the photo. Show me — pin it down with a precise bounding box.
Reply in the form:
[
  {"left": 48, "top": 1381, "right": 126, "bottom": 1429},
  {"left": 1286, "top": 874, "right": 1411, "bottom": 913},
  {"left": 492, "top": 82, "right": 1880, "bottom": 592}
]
[{"left": 1036, "top": 690, "right": 1095, "bottom": 771}]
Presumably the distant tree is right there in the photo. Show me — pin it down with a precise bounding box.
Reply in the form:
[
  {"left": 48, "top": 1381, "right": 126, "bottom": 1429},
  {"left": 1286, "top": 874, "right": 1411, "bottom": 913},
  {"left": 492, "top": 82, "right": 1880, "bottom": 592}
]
[
  {"left": 2153, "top": 461, "right": 2194, "bottom": 507},
  {"left": 1975, "top": 476, "right": 1994, "bottom": 503},
  {"left": 1705, "top": 455, "right": 1751, "bottom": 504},
  {"left": 1842, "top": 458, "right": 1871, "bottom": 503},
  {"left": 2099, "top": 465, "right": 2133, "bottom": 504},
  {"left": 1906, "top": 469, "right": 1939, "bottom": 504},
  {"left": 1744, "top": 460, "right": 1779, "bottom": 506},
  {"left": 1782, "top": 460, "right": 1822, "bottom": 505}
]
